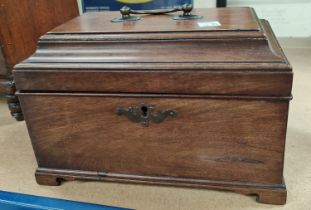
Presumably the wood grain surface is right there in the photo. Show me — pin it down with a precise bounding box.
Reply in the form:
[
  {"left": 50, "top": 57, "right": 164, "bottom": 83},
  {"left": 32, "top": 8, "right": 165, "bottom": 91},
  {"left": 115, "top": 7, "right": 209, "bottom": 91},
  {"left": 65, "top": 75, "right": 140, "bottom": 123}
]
[
  {"left": 0, "top": 46, "right": 8, "bottom": 75},
  {"left": 14, "top": 70, "right": 292, "bottom": 97},
  {"left": 50, "top": 7, "right": 261, "bottom": 34},
  {"left": 34, "top": 167, "right": 287, "bottom": 205},
  {"left": 19, "top": 93, "right": 289, "bottom": 185},
  {"left": 13, "top": 20, "right": 293, "bottom": 97},
  {"left": 14, "top": 7, "right": 292, "bottom": 204},
  {"left": 0, "top": 78, "right": 15, "bottom": 94},
  {"left": 0, "top": 0, "right": 79, "bottom": 120},
  {"left": 0, "top": 0, "right": 79, "bottom": 69}
]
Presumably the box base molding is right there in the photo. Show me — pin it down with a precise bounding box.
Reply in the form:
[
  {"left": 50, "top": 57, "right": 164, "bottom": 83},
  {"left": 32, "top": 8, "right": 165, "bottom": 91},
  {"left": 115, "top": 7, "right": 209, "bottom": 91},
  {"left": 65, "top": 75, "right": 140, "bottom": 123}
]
[{"left": 35, "top": 168, "right": 287, "bottom": 205}]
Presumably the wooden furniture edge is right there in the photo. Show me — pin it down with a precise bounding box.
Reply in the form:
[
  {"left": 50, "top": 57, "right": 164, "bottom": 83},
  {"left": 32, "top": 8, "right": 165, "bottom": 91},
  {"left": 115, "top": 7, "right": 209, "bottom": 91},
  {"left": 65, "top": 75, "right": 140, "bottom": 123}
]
[
  {"left": 35, "top": 168, "right": 287, "bottom": 205},
  {"left": 16, "top": 92, "right": 293, "bottom": 101}
]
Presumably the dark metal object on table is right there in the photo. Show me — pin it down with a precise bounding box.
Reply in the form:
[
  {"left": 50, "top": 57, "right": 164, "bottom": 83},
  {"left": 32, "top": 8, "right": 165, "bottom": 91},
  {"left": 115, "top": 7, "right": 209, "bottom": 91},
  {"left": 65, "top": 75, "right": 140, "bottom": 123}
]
[
  {"left": 111, "top": 4, "right": 203, "bottom": 23},
  {"left": 217, "top": 0, "right": 227, "bottom": 7},
  {"left": 115, "top": 103, "right": 176, "bottom": 126}
]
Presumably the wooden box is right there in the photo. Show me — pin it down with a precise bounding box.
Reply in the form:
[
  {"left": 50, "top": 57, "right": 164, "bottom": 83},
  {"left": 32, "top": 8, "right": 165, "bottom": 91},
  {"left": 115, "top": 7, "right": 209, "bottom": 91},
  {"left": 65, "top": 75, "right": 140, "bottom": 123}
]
[{"left": 13, "top": 7, "right": 293, "bottom": 205}]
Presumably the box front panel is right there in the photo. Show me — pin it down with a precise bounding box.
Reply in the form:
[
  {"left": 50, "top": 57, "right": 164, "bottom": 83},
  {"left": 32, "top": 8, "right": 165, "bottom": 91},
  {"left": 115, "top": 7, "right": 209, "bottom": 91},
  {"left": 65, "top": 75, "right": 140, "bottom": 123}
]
[{"left": 19, "top": 94, "right": 289, "bottom": 184}]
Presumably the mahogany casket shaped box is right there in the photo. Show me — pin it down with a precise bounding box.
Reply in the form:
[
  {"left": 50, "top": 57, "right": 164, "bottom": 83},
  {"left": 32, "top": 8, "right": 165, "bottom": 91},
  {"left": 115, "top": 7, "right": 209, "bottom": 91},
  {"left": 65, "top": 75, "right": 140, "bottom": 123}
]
[{"left": 13, "top": 7, "right": 292, "bottom": 204}]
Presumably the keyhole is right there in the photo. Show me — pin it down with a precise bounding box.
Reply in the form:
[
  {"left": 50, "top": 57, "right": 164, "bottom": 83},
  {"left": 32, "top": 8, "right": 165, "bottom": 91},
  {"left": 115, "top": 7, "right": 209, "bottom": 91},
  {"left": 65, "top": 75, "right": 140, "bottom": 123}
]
[{"left": 141, "top": 105, "right": 148, "bottom": 117}]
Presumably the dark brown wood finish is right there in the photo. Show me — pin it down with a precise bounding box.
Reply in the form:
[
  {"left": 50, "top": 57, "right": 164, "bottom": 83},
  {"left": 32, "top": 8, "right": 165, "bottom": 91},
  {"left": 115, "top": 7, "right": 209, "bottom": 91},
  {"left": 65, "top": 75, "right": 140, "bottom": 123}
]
[
  {"left": 0, "top": 0, "right": 79, "bottom": 68},
  {"left": 14, "top": 7, "right": 292, "bottom": 204},
  {"left": 18, "top": 93, "right": 289, "bottom": 205},
  {"left": 0, "top": 46, "right": 8, "bottom": 75},
  {"left": 14, "top": 18, "right": 292, "bottom": 97},
  {"left": 0, "top": 0, "right": 79, "bottom": 120},
  {"left": 24, "top": 39, "right": 284, "bottom": 63},
  {"left": 19, "top": 93, "right": 288, "bottom": 184},
  {"left": 50, "top": 7, "right": 261, "bottom": 34},
  {"left": 34, "top": 168, "right": 287, "bottom": 205},
  {"left": 14, "top": 70, "right": 292, "bottom": 97},
  {"left": 0, "top": 78, "right": 14, "bottom": 94}
]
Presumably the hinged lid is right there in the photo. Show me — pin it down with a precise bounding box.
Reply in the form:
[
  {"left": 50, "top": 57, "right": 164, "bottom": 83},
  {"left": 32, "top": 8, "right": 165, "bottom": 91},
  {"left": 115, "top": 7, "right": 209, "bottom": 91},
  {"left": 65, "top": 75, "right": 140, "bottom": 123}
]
[{"left": 13, "top": 7, "right": 292, "bottom": 97}]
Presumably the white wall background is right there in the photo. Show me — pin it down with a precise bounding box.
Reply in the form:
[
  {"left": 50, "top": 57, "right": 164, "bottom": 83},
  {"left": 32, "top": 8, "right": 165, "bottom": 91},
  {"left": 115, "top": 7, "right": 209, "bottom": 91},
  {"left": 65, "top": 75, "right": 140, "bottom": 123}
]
[
  {"left": 194, "top": 0, "right": 216, "bottom": 8},
  {"left": 77, "top": 0, "right": 83, "bottom": 14},
  {"left": 228, "top": 0, "right": 311, "bottom": 37}
]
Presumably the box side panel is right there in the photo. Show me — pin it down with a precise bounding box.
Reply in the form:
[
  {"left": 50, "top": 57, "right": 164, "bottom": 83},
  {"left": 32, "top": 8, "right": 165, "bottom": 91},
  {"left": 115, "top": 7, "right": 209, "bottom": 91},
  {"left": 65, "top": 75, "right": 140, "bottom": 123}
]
[{"left": 19, "top": 94, "right": 289, "bottom": 185}]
